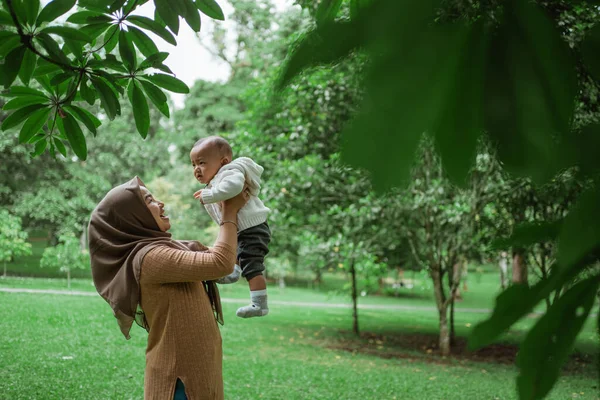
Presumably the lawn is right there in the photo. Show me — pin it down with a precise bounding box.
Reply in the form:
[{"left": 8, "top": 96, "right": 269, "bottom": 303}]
[{"left": 0, "top": 279, "right": 598, "bottom": 399}]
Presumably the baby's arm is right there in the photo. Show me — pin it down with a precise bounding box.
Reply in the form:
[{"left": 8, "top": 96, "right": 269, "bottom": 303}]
[{"left": 198, "top": 169, "right": 245, "bottom": 204}]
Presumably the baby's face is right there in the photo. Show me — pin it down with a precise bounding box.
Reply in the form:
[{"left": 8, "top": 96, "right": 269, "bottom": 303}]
[{"left": 190, "top": 144, "right": 224, "bottom": 184}]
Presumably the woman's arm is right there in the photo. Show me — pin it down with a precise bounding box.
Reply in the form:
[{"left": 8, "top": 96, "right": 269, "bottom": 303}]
[{"left": 141, "top": 188, "right": 248, "bottom": 284}]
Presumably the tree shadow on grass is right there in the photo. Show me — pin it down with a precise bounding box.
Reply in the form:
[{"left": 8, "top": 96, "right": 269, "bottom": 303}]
[{"left": 322, "top": 330, "right": 597, "bottom": 378}]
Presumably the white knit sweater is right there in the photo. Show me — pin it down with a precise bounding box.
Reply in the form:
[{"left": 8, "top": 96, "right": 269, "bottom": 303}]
[{"left": 200, "top": 157, "right": 270, "bottom": 232}]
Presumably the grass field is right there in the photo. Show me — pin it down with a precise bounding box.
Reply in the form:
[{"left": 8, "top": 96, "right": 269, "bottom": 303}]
[{"left": 1, "top": 275, "right": 598, "bottom": 399}]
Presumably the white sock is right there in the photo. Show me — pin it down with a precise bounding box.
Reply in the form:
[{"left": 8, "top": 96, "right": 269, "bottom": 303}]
[{"left": 236, "top": 289, "right": 269, "bottom": 318}]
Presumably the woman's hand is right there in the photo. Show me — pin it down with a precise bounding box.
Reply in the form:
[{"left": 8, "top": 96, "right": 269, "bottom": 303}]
[{"left": 222, "top": 187, "right": 250, "bottom": 216}]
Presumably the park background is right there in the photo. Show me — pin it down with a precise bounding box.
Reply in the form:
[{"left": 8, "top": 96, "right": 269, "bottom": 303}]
[{"left": 0, "top": 0, "right": 599, "bottom": 399}]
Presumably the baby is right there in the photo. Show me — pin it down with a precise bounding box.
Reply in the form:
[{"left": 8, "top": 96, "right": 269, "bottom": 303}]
[{"left": 191, "top": 136, "right": 271, "bottom": 318}]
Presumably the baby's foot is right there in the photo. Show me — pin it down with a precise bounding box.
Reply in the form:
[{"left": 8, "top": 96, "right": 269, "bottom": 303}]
[
  {"left": 236, "top": 304, "right": 269, "bottom": 318},
  {"left": 216, "top": 264, "right": 242, "bottom": 284}
]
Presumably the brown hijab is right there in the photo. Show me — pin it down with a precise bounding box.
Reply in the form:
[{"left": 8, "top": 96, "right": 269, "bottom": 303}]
[{"left": 88, "top": 176, "right": 223, "bottom": 339}]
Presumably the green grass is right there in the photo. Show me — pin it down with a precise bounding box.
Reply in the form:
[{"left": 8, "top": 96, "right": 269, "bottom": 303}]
[{"left": 0, "top": 280, "right": 598, "bottom": 399}]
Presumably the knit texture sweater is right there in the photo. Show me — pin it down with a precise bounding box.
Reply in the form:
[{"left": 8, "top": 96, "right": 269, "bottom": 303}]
[
  {"left": 200, "top": 157, "right": 270, "bottom": 232},
  {"left": 139, "top": 242, "right": 236, "bottom": 400}
]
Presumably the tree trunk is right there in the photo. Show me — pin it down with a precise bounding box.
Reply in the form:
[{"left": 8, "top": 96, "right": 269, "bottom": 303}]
[
  {"left": 499, "top": 252, "right": 508, "bottom": 290},
  {"left": 350, "top": 260, "right": 359, "bottom": 336},
  {"left": 3, "top": 261, "right": 6, "bottom": 278},
  {"left": 512, "top": 248, "right": 528, "bottom": 285},
  {"left": 432, "top": 268, "right": 450, "bottom": 355},
  {"left": 278, "top": 276, "right": 286, "bottom": 289},
  {"left": 67, "top": 269, "right": 71, "bottom": 290}
]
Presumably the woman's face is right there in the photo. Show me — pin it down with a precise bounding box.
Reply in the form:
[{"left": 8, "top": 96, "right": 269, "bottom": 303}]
[{"left": 140, "top": 186, "right": 171, "bottom": 232}]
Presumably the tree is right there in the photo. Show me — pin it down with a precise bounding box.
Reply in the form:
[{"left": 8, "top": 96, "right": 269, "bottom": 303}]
[
  {"left": 40, "top": 232, "right": 89, "bottom": 288},
  {"left": 279, "top": 0, "right": 600, "bottom": 396},
  {"left": 0, "top": 0, "right": 228, "bottom": 159},
  {"left": 0, "top": 209, "right": 32, "bottom": 277}
]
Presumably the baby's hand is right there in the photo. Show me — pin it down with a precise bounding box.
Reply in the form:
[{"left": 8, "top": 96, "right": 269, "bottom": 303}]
[{"left": 193, "top": 190, "right": 203, "bottom": 204}]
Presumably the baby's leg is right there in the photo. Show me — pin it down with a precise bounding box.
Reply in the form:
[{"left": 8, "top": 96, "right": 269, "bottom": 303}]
[{"left": 236, "top": 223, "right": 271, "bottom": 318}]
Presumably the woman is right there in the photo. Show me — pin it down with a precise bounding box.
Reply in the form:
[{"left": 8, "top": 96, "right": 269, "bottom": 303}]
[{"left": 88, "top": 176, "right": 248, "bottom": 400}]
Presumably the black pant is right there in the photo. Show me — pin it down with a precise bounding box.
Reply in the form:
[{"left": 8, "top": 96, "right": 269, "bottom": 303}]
[{"left": 237, "top": 222, "right": 271, "bottom": 281}]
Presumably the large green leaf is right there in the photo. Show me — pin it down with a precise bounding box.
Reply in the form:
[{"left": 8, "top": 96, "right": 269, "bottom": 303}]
[
  {"left": 315, "top": 0, "right": 343, "bottom": 25},
  {"left": 31, "top": 136, "right": 48, "bottom": 156},
  {"left": 64, "top": 104, "right": 101, "bottom": 136},
  {"left": 67, "top": 10, "right": 111, "bottom": 24},
  {"left": 140, "top": 79, "right": 169, "bottom": 118},
  {"left": 483, "top": 0, "right": 577, "bottom": 183},
  {"left": 53, "top": 137, "right": 67, "bottom": 157},
  {"left": 17, "top": 49, "right": 37, "bottom": 87},
  {"left": 128, "top": 80, "right": 149, "bottom": 138},
  {"left": 103, "top": 24, "right": 120, "bottom": 53},
  {"left": 0, "top": 104, "right": 46, "bottom": 131},
  {"left": 80, "top": 22, "right": 110, "bottom": 40},
  {"left": 516, "top": 276, "right": 600, "bottom": 400},
  {"left": 4, "top": 86, "right": 46, "bottom": 98},
  {"left": 41, "top": 26, "right": 92, "bottom": 43},
  {"left": 155, "top": 0, "right": 179, "bottom": 34},
  {"left": 127, "top": 15, "right": 176, "bottom": 45},
  {"left": 37, "top": 0, "right": 76, "bottom": 25},
  {"left": 18, "top": 107, "right": 51, "bottom": 143},
  {"left": 182, "top": 0, "right": 201, "bottom": 32},
  {"left": 0, "top": 9, "right": 12, "bottom": 25},
  {"left": 3, "top": 95, "right": 47, "bottom": 111},
  {"left": 78, "top": 0, "right": 114, "bottom": 12},
  {"left": 57, "top": 112, "right": 87, "bottom": 160},
  {"left": 90, "top": 76, "right": 120, "bottom": 120},
  {"left": 36, "top": 33, "right": 71, "bottom": 66},
  {"left": 143, "top": 73, "right": 189, "bottom": 93},
  {"left": 491, "top": 220, "right": 562, "bottom": 250},
  {"left": 108, "top": 0, "right": 126, "bottom": 12},
  {"left": 581, "top": 24, "right": 600, "bottom": 82},
  {"left": 22, "top": 0, "right": 40, "bottom": 26},
  {"left": 137, "top": 52, "right": 168, "bottom": 71},
  {"left": 79, "top": 75, "right": 96, "bottom": 105},
  {"left": 0, "top": 34, "right": 21, "bottom": 58},
  {"left": 557, "top": 186, "right": 600, "bottom": 268},
  {"left": 196, "top": 0, "right": 224, "bottom": 20},
  {"left": 1, "top": 46, "right": 26, "bottom": 88},
  {"left": 127, "top": 26, "right": 158, "bottom": 58},
  {"left": 118, "top": 28, "right": 136, "bottom": 70}
]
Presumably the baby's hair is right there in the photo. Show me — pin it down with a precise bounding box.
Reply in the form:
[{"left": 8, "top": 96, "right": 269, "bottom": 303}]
[{"left": 193, "top": 136, "right": 233, "bottom": 159}]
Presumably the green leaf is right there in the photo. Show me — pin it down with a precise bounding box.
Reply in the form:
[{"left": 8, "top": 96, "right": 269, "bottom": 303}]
[
  {"left": 64, "top": 104, "right": 101, "bottom": 136},
  {"left": 32, "top": 137, "right": 48, "bottom": 156},
  {"left": 557, "top": 186, "right": 600, "bottom": 268},
  {"left": 0, "top": 34, "right": 21, "bottom": 58},
  {"left": 144, "top": 73, "right": 189, "bottom": 93},
  {"left": 103, "top": 24, "right": 119, "bottom": 53},
  {"left": 108, "top": 0, "right": 127, "bottom": 12},
  {"left": 581, "top": 24, "right": 600, "bottom": 82},
  {"left": 49, "top": 71, "right": 74, "bottom": 86},
  {"left": 4, "top": 86, "right": 46, "bottom": 98},
  {"left": 127, "top": 15, "right": 177, "bottom": 46},
  {"left": 18, "top": 49, "right": 37, "bottom": 86},
  {"left": 492, "top": 220, "right": 562, "bottom": 250},
  {"left": 137, "top": 51, "right": 168, "bottom": 71},
  {"left": 0, "top": 104, "right": 46, "bottom": 131},
  {"left": 1, "top": 46, "right": 26, "bottom": 88},
  {"left": 33, "top": 59, "right": 61, "bottom": 77},
  {"left": 13, "top": 0, "right": 30, "bottom": 25},
  {"left": 3, "top": 95, "right": 47, "bottom": 111},
  {"left": 123, "top": 0, "right": 148, "bottom": 14},
  {"left": 182, "top": 0, "right": 200, "bottom": 32},
  {"left": 37, "top": 0, "right": 77, "bottom": 25},
  {"left": 155, "top": 0, "right": 179, "bottom": 34},
  {"left": 119, "top": 28, "right": 136, "bottom": 70},
  {"left": 516, "top": 276, "right": 600, "bottom": 400},
  {"left": 276, "top": 21, "right": 364, "bottom": 90},
  {"left": 22, "top": 0, "right": 40, "bottom": 26},
  {"left": 28, "top": 132, "right": 45, "bottom": 144},
  {"left": 53, "top": 137, "right": 67, "bottom": 157},
  {"left": 0, "top": 9, "right": 12, "bottom": 25},
  {"left": 90, "top": 76, "right": 120, "bottom": 120},
  {"left": 36, "top": 33, "right": 71, "bottom": 66},
  {"left": 140, "top": 79, "right": 169, "bottom": 117},
  {"left": 66, "top": 10, "right": 111, "bottom": 24},
  {"left": 349, "top": 0, "right": 369, "bottom": 20},
  {"left": 64, "top": 38, "right": 84, "bottom": 61},
  {"left": 41, "top": 26, "right": 93, "bottom": 42},
  {"left": 18, "top": 107, "right": 50, "bottom": 143},
  {"left": 483, "top": 0, "right": 577, "bottom": 183},
  {"left": 196, "top": 0, "right": 224, "bottom": 21},
  {"left": 78, "top": 0, "right": 114, "bottom": 12},
  {"left": 79, "top": 77, "right": 96, "bottom": 105},
  {"left": 127, "top": 25, "right": 159, "bottom": 58},
  {"left": 58, "top": 112, "right": 87, "bottom": 160},
  {"left": 80, "top": 22, "right": 110, "bottom": 40},
  {"left": 128, "top": 80, "right": 149, "bottom": 138},
  {"left": 316, "top": 0, "right": 342, "bottom": 25}
]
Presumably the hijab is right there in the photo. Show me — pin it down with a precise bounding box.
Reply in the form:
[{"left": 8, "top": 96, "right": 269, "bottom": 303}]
[{"left": 88, "top": 176, "right": 223, "bottom": 339}]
